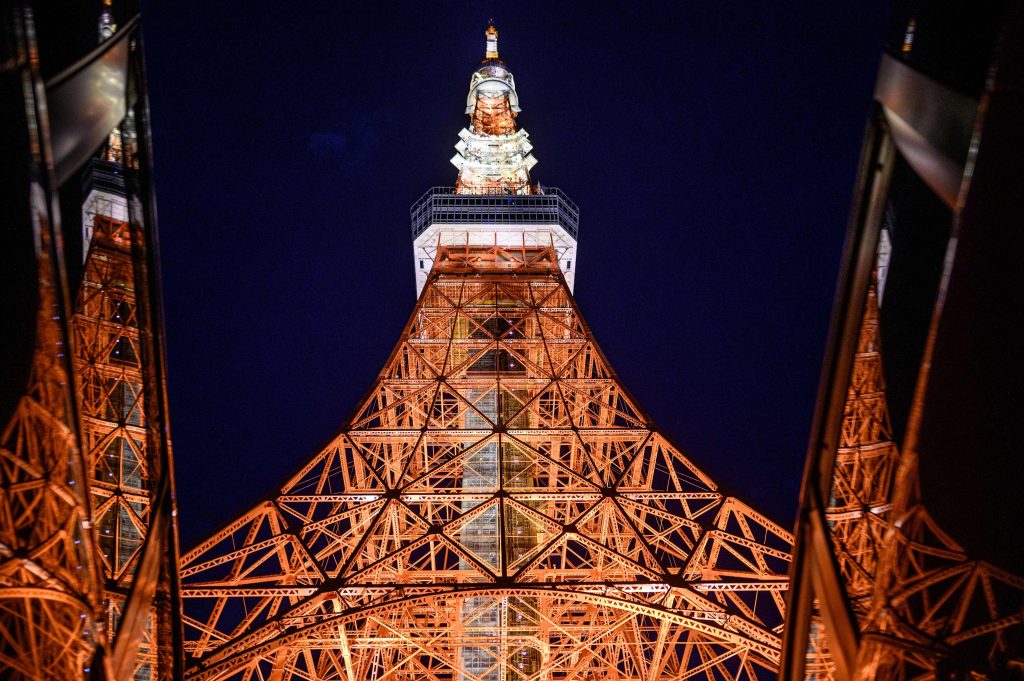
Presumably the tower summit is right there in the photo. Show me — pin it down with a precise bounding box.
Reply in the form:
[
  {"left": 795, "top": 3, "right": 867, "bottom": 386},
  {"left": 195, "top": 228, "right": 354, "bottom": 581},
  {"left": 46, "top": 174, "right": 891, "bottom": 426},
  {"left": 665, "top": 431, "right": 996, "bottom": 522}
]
[
  {"left": 181, "top": 26, "right": 792, "bottom": 681},
  {"left": 452, "top": 23, "right": 534, "bottom": 194},
  {"left": 412, "top": 24, "right": 578, "bottom": 293},
  {"left": 484, "top": 23, "right": 499, "bottom": 60}
]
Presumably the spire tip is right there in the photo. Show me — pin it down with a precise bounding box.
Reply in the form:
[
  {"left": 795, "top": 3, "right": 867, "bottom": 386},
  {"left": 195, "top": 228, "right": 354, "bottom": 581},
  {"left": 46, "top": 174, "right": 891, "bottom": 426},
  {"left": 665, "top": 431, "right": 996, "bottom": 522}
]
[{"left": 485, "top": 22, "right": 499, "bottom": 60}]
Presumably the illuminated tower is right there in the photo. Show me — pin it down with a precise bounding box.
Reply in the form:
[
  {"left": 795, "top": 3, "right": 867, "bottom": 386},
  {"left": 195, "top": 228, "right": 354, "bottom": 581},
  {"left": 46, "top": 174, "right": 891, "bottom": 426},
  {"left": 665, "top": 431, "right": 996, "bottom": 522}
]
[
  {"left": 181, "top": 26, "right": 793, "bottom": 681},
  {"left": 72, "top": 135, "right": 175, "bottom": 678}
]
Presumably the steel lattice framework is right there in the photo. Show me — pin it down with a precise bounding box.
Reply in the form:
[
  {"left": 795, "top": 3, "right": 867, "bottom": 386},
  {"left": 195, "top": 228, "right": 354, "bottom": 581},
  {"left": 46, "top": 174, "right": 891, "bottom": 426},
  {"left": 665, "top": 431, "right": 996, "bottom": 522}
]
[
  {"left": 72, "top": 206, "right": 173, "bottom": 679},
  {"left": 181, "top": 247, "right": 792, "bottom": 680}
]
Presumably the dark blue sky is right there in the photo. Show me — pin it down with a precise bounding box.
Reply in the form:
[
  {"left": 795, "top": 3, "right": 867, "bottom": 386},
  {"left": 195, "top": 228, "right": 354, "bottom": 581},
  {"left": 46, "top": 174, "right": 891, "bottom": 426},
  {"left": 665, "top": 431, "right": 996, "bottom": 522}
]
[{"left": 142, "top": 2, "right": 891, "bottom": 549}]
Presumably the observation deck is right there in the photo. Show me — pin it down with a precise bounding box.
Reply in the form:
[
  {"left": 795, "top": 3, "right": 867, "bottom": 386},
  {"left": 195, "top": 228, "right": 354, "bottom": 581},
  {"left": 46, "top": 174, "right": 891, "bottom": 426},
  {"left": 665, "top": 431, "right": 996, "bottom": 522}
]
[
  {"left": 411, "top": 186, "right": 579, "bottom": 239},
  {"left": 409, "top": 186, "right": 580, "bottom": 294}
]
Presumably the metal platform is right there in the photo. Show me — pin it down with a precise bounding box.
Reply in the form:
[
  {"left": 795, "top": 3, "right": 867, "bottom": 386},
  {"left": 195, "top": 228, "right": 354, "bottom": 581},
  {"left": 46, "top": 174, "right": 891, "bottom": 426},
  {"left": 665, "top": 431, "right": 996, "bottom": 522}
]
[{"left": 410, "top": 186, "right": 580, "bottom": 240}]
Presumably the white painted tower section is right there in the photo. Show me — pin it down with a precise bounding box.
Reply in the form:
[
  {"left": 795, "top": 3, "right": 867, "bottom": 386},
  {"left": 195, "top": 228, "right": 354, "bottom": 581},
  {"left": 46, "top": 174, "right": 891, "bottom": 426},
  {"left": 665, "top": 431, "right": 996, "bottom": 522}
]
[
  {"left": 81, "top": 187, "right": 128, "bottom": 262},
  {"left": 412, "top": 220, "right": 578, "bottom": 295}
]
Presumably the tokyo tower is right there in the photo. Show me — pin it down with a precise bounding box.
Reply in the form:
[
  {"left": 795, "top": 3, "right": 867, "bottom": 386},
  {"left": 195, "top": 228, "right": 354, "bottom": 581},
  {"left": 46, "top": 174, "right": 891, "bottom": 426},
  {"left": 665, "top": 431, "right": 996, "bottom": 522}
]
[{"left": 180, "top": 25, "right": 793, "bottom": 681}]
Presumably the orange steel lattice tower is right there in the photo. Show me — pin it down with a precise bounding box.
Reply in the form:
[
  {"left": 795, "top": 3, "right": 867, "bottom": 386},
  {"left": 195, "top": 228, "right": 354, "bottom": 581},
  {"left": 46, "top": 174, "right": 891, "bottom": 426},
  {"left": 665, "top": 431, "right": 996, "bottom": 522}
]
[
  {"left": 72, "top": 156, "right": 178, "bottom": 678},
  {"left": 64, "top": 8, "right": 182, "bottom": 679},
  {"left": 181, "top": 26, "right": 793, "bottom": 681}
]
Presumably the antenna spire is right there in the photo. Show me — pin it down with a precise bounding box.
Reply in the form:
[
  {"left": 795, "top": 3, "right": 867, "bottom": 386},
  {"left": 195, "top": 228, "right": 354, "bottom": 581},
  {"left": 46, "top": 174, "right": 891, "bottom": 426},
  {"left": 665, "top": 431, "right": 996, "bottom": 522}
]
[{"left": 485, "top": 22, "right": 499, "bottom": 60}]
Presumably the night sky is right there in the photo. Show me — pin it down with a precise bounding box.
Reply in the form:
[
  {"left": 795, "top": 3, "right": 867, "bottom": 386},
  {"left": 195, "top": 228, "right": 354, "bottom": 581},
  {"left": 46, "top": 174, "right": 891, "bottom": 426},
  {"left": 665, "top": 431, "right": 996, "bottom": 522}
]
[{"left": 141, "top": 3, "right": 892, "bottom": 549}]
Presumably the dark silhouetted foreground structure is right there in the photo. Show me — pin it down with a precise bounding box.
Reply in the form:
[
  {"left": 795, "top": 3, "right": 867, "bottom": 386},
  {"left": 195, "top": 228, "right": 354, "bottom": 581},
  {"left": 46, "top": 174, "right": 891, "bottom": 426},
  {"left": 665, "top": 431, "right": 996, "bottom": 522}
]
[
  {"left": 782, "top": 3, "right": 1024, "bottom": 680},
  {"left": 1, "top": 3, "right": 182, "bottom": 679}
]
